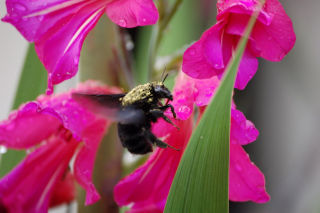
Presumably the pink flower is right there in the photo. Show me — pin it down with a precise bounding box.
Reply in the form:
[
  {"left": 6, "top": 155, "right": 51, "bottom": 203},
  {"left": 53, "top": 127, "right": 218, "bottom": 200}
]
[
  {"left": 0, "top": 81, "right": 121, "bottom": 213},
  {"left": 2, "top": 0, "right": 158, "bottom": 94},
  {"left": 113, "top": 72, "right": 269, "bottom": 212},
  {"left": 182, "top": 0, "right": 295, "bottom": 89}
]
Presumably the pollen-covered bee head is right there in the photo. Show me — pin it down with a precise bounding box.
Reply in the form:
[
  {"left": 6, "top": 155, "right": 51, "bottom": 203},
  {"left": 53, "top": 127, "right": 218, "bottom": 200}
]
[{"left": 152, "top": 81, "right": 173, "bottom": 101}]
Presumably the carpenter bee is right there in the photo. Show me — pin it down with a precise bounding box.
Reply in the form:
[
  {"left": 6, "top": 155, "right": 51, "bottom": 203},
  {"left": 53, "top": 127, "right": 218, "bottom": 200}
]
[{"left": 72, "top": 74, "right": 179, "bottom": 154}]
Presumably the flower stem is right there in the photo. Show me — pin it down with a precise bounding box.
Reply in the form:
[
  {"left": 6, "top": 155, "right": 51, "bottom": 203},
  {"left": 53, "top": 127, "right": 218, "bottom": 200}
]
[
  {"left": 148, "top": 0, "right": 183, "bottom": 80},
  {"left": 115, "top": 27, "right": 135, "bottom": 89}
]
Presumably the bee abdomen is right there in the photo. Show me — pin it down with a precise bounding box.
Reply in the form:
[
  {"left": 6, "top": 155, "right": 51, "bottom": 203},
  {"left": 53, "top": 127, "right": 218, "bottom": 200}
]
[{"left": 117, "top": 123, "right": 153, "bottom": 154}]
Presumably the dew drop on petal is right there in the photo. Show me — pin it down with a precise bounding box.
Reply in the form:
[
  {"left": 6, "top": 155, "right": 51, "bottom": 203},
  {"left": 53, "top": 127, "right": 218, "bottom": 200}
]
[
  {"left": 213, "top": 63, "right": 223, "bottom": 69},
  {"left": 6, "top": 123, "right": 15, "bottom": 131},
  {"left": 142, "top": 18, "right": 147, "bottom": 23},
  {"left": 14, "top": 3, "right": 27, "bottom": 12},
  {"left": 189, "top": 48, "right": 196, "bottom": 56},
  {"left": 118, "top": 19, "right": 127, "bottom": 27},
  {"left": 235, "top": 163, "right": 242, "bottom": 171},
  {"left": 37, "top": 16, "right": 44, "bottom": 22},
  {"left": 178, "top": 105, "right": 191, "bottom": 114}
]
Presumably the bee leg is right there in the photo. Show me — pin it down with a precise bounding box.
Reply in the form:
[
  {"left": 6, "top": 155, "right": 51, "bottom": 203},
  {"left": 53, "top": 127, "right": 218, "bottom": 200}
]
[
  {"left": 149, "top": 109, "right": 179, "bottom": 130},
  {"left": 144, "top": 130, "right": 180, "bottom": 151},
  {"left": 157, "top": 104, "right": 177, "bottom": 119}
]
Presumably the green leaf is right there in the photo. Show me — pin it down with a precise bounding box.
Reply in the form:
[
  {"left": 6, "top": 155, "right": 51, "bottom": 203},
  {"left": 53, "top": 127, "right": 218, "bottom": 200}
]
[
  {"left": 164, "top": 9, "right": 260, "bottom": 213},
  {"left": 0, "top": 44, "right": 47, "bottom": 177}
]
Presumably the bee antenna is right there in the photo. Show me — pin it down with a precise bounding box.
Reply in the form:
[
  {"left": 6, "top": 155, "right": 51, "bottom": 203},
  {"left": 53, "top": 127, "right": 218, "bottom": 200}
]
[{"left": 161, "top": 67, "right": 169, "bottom": 83}]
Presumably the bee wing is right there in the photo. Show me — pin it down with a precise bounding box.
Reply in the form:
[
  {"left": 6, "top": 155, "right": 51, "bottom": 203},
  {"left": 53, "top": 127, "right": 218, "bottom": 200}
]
[{"left": 72, "top": 93, "right": 125, "bottom": 121}]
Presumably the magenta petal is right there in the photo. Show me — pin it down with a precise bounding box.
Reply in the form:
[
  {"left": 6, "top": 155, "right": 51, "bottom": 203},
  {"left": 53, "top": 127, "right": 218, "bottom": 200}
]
[
  {"left": 229, "top": 144, "right": 270, "bottom": 203},
  {"left": 3, "top": 0, "right": 105, "bottom": 94},
  {"left": 182, "top": 24, "right": 224, "bottom": 79},
  {"left": 0, "top": 102, "right": 60, "bottom": 149},
  {"left": 35, "top": 5, "right": 104, "bottom": 94},
  {"left": 230, "top": 109, "right": 259, "bottom": 145},
  {"left": 106, "top": 0, "right": 158, "bottom": 28},
  {"left": 0, "top": 137, "right": 78, "bottom": 213},
  {"left": 218, "top": 0, "right": 295, "bottom": 61},
  {"left": 2, "top": 0, "right": 83, "bottom": 41},
  {"left": 171, "top": 73, "right": 195, "bottom": 120},
  {"left": 37, "top": 81, "right": 118, "bottom": 141},
  {"left": 73, "top": 119, "right": 109, "bottom": 205},
  {"left": 193, "top": 76, "right": 220, "bottom": 106},
  {"left": 235, "top": 47, "right": 258, "bottom": 89},
  {"left": 251, "top": 0, "right": 296, "bottom": 61}
]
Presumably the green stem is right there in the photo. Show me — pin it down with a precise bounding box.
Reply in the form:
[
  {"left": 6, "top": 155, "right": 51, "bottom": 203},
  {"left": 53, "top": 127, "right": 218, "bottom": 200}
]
[
  {"left": 115, "top": 27, "right": 135, "bottom": 89},
  {"left": 148, "top": 0, "right": 183, "bottom": 80}
]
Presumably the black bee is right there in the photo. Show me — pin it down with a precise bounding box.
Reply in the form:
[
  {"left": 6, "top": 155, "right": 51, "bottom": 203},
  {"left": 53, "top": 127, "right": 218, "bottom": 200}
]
[{"left": 72, "top": 75, "right": 179, "bottom": 154}]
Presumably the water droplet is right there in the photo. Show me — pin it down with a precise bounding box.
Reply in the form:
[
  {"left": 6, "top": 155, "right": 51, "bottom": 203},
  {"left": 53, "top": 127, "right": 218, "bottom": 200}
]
[
  {"left": 278, "top": 52, "right": 286, "bottom": 60},
  {"left": 248, "top": 74, "right": 253, "bottom": 79},
  {"left": 197, "top": 100, "right": 204, "bottom": 105},
  {"left": 118, "top": 19, "right": 127, "bottom": 27},
  {"left": 0, "top": 146, "right": 7, "bottom": 154},
  {"left": 142, "top": 18, "right": 147, "bottom": 23},
  {"left": 213, "top": 63, "right": 223, "bottom": 69},
  {"left": 37, "top": 16, "right": 44, "bottom": 22},
  {"left": 14, "top": 3, "right": 27, "bottom": 12},
  {"left": 6, "top": 123, "right": 15, "bottom": 131},
  {"left": 62, "top": 100, "right": 67, "bottom": 106},
  {"left": 178, "top": 106, "right": 191, "bottom": 114},
  {"left": 189, "top": 48, "right": 196, "bottom": 55},
  {"left": 235, "top": 163, "right": 242, "bottom": 171},
  {"left": 205, "top": 89, "right": 212, "bottom": 97}
]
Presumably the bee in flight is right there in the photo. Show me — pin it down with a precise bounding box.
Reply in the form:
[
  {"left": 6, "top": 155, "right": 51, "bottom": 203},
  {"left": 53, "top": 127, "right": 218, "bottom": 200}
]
[{"left": 72, "top": 74, "right": 179, "bottom": 154}]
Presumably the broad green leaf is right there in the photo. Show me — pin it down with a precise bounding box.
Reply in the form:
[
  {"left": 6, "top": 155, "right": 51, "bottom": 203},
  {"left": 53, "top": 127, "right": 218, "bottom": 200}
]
[
  {"left": 0, "top": 44, "right": 47, "bottom": 177},
  {"left": 164, "top": 9, "right": 260, "bottom": 213}
]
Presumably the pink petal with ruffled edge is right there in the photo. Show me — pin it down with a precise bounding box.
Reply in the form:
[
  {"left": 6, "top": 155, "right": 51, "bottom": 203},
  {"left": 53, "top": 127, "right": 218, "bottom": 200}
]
[
  {"left": 229, "top": 144, "right": 270, "bottom": 203},
  {"left": 218, "top": 0, "right": 295, "bottom": 61},
  {"left": 0, "top": 137, "right": 78, "bottom": 213},
  {"left": 114, "top": 119, "right": 193, "bottom": 212},
  {"left": 73, "top": 119, "right": 107, "bottom": 205},
  {"left": 171, "top": 71, "right": 220, "bottom": 113},
  {"left": 170, "top": 73, "right": 195, "bottom": 120},
  {"left": 230, "top": 109, "right": 259, "bottom": 145},
  {"left": 35, "top": 5, "right": 105, "bottom": 94},
  {"left": 182, "top": 23, "right": 257, "bottom": 90},
  {"left": 3, "top": 0, "right": 159, "bottom": 93},
  {"left": 182, "top": 24, "right": 224, "bottom": 79},
  {"left": 0, "top": 102, "right": 60, "bottom": 149},
  {"left": 251, "top": 0, "right": 296, "bottom": 61},
  {"left": 106, "top": 0, "right": 158, "bottom": 28},
  {"left": 235, "top": 47, "right": 258, "bottom": 89},
  {"left": 37, "top": 81, "right": 118, "bottom": 204},
  {"left": 2, "top": 0, "right": 106, "bottom": 94},
  {"left": 0, "top": 81, "right": 119, "bottom": 207}
]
